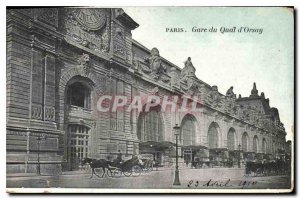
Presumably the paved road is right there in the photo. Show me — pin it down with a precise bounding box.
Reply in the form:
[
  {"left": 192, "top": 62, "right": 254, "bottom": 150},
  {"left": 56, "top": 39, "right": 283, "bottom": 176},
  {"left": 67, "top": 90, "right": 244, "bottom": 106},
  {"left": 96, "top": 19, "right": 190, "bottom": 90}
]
[{"left": 7, "top": 167, "right": 292, "bottom": 190}]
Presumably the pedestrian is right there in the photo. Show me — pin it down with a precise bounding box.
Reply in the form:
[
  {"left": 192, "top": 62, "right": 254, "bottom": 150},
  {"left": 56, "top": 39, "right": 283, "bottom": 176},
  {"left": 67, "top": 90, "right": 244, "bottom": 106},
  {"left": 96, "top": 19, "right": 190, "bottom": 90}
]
[
  {"left": 185, "top": 159, "right": 189, "bottom": 167},
  {"left": 117, "top": 150, "right": 122, "bottom": 163}
]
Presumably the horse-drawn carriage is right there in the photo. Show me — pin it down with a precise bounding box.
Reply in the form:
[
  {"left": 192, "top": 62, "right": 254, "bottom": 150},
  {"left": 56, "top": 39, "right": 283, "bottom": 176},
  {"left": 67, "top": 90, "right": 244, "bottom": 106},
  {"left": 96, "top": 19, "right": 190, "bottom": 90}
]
[
  {"left": 106, "top": 157, "right": 143, "bottom": 177},
  {"left": 82, "top": 156, "right": 153, "bottom": 178},
  {"left": 244, "top": 159, "right": 289, "bottom": 177},
  {"left": 191, "top": 159, "right": 212, "bottom": 169}
]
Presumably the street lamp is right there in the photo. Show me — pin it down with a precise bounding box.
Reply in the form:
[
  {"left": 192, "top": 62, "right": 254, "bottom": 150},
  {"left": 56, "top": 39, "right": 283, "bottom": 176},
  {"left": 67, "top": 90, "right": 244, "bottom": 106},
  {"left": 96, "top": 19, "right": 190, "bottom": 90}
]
[
  {"left": 238, "top": 144, "right": 241, "bottom": 168},
  {"left": 173, "top": 124, "right": 181, "bottom": 185},
  {"left": 37, "top": 134, "right": 47, "bottom": 175}
]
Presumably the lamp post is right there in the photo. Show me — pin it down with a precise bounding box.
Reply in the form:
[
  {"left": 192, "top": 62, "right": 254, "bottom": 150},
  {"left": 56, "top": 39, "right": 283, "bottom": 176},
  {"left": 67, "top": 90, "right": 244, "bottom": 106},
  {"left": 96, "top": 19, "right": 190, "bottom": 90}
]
[
  {"left": 238, "top": 144, "right": 241, "bottom": 168},
  {"left": 37, "top": 134, "right": 47, "bottom": 175},
  {"left": 173, "top": 124, "right": 181, "bottom": 185}
]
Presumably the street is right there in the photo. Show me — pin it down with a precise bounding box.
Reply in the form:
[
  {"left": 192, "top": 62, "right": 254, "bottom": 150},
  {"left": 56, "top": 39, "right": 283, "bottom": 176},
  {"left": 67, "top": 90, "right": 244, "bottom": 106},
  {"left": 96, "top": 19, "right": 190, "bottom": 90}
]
[{"left": 7, "top": 167, "right": 291, "bottom": 190}]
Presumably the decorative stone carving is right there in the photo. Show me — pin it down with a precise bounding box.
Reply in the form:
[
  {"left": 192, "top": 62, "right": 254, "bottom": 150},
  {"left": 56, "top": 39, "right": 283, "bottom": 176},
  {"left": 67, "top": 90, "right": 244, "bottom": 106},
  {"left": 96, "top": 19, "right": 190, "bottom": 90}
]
[
  {"left": 144, "top": 48, "right": 167, "bottom": 80},
  {"left": 226, "top": 86, "right": 236, "bottom": 98},
  {"left": 236, "top": 105, "right": 245, "bottom": 120},
  {"left": 113, "top": 26, "right": 127, "bottom": 59},
  {"left": 180, "top": 57, "right": 196, "bottom": 91},
  {"left": 131, "top": 53, "right": 140, "bottom": 71},
  {"left": 169, "top": 67, "right": 180, "bottom": 88},
  {"left": 77, "top": 53, "right": 92, "bottom": 76},
  {"left": 72, "top": 9, "right": 106, "bottom": 31},
  {"left": 101, "top": 31, "right": 110, "bottom": 52},
  {"left": 31, "top": 104, "right": 42, "bottom": 120},
  {"left": 197, "top": 84, "right": 208, "bottom": 103},
  {"left": 250, "top": 82, "right": 259, "bottom": 97},
  {"left": 218, "top": 96, "right": 227, "bottom": 112},
  {"left": 181, "top": 57, "right": 196, "bottom": 78},
  {"left": 45, "top": 107, "right": 55, "bottom": 121},
  {"left": 35, "top": 8, "right": 58, "bottom": 28},
  {"left": 207, "top": 86, "right": 221, "bottom": 108},
  {"left": 65, "top": 8, "right": 110, "bottom": 53}
]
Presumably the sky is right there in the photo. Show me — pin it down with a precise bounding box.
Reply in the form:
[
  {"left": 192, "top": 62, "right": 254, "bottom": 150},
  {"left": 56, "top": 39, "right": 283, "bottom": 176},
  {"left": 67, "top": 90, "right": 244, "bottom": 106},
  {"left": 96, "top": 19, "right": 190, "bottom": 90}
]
[{"left": 123, "top": 7, "right": 294, "bottom": 141}]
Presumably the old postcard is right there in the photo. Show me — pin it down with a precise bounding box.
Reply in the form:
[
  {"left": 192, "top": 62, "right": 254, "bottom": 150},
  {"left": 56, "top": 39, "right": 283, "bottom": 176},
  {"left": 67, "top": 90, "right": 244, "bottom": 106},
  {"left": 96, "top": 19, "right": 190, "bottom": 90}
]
[{"left": 6, "top": 7, "right": 294, "bottom": 193}]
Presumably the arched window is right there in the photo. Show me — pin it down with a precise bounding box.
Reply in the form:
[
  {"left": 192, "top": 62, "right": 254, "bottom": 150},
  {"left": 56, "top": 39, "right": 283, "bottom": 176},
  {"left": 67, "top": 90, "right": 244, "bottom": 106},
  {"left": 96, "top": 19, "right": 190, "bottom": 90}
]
[
  {"left": 242, "top": 132, "right": 249, "bottom": 152},
  {"left": 208, "top": 122, "right": 219, "bottom": 149},
  {"left": 137, "top": 106, "right": 164, "bottom": 142},
  {"left": 67, "top": 82, "right": 91, "bottom": 109},
  {"left": 181, "top": 115, "right": 196, "bottom": 146},
  {"left": 227, "top": 128, "right": 236, "bottom": 150},
  {"left": 253, "top": 135, "right": 259, "bottom": 153},
  {"left": 262, "top": 138, "right": 267, "bottom": 154}
]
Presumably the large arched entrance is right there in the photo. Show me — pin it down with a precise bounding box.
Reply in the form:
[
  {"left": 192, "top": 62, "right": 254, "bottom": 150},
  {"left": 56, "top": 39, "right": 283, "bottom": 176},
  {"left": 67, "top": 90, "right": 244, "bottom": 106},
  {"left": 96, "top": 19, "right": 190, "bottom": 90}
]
[
  {"left": 227, "top": 128, "right": 236, "bottom": 150},
  {"left": 253, "top": 135, "right": 259, "bottom": 153},
  {"left": 242, "top": 132, "right": 256, "bottom": 162},
  {"left": 138, "top": 106, "right": 171, "bottom": 166},
  {"left": 242, "top": 132, "right": 249, "bottom": 152},
  {"left": 227, "top": 128, "right": 238, "bottom": 167},
  {"left": 208, "top": 122, "right": 220, "bottom": 149},
  {"left": 262, "top": 138, "right": 267, "bottom": 154},
  {"left": 180, "top": 114, "right": 199, "bottom": 165},
  {"left": 208, "top": 122, "right": 226, "bottom": 166},
  {"left": 181, "top": 115, "right": 196, "bottom": 146},
  {"left": 137, "top": 106, "right": 164, "bottom": 142}
]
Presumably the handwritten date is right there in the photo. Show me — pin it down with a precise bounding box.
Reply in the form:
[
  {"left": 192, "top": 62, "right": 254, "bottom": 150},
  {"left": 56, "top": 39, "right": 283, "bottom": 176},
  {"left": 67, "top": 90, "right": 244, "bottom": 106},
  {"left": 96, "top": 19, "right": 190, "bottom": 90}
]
[{"left": 187, "top": 179, "right": 258, "bottom": 189}]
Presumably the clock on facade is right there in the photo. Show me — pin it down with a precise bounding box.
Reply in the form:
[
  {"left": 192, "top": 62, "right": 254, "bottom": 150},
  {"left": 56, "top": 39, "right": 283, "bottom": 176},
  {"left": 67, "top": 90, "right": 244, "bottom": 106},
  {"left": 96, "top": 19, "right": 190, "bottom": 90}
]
[{"left": 72, "top": 8, "right": 106, "bottom": 31}]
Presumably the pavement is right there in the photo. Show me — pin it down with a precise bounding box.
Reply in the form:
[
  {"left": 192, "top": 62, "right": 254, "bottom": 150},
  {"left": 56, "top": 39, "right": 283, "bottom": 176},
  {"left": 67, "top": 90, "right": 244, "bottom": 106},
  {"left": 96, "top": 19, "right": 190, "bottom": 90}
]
[{"left": 6, "top": 167, "right": 292, "bottom": 190}]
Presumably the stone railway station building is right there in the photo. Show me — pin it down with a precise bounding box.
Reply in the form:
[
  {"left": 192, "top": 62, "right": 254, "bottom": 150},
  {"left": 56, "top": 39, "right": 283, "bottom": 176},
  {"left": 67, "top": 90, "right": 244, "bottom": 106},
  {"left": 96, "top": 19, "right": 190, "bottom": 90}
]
[{"left": 6, "top": 8, "right": 289, "bottom": 173}]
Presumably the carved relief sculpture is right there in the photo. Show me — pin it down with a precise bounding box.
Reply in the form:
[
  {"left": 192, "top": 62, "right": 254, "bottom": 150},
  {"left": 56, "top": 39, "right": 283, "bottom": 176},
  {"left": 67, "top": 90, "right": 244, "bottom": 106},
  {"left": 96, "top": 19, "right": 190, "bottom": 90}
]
[
  {"left": 169, "top": 67, "right": 180, "bottom": 88},
  {"left": 148, "top": 48, "right": 166, "bottom": 79},
  {"left": 226, "top": 86, "right": 236, "bottom": 98},
  {"left": 180, "top": 57, "right": 196, "bottom": 91},
  {"left": 65, "top": 8, "right": 110, "bottom": 54},
  {"left": 77, "top": 53, "right": 91, "bottom": 76}
]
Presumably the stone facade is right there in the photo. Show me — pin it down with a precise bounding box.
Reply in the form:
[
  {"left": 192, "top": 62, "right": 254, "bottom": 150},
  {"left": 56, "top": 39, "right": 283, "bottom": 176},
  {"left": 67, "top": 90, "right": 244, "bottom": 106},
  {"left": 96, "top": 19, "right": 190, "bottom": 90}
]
[{"left": 6, "top": 8, "right": 288, "bottom": 173}]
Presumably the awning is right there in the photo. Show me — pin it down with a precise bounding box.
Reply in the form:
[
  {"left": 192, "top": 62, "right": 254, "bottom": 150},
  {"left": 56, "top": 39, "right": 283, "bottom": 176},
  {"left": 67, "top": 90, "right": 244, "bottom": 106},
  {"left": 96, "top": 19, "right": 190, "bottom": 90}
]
[
  {"left": 182, "top": 145, "right": 208, "bottom": 151},
  {"left": 209, "top": 148, "right": 228, "bottom": 153},
  {"left": 139, "top": 141, "right": 175, "bottom": 150}
]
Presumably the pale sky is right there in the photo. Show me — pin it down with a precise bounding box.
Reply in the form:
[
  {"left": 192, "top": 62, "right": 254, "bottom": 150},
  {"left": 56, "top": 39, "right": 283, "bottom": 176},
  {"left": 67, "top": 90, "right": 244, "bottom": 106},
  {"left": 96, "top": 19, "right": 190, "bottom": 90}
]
[{"left": 123, "top": 7, "right": 294, "bottom": 141}]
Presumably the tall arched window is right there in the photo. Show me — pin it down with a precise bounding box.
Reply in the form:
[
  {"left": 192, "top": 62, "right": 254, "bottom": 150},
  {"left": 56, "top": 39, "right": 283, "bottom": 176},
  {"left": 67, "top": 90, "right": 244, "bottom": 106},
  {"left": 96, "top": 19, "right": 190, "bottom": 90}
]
[
  {"left": 181, "top": 115, "right": 196, "bottom": 146},
  {"left": 242, "top": 132, "right": 249, "bottom": 152},
  {"left": 262, "top": 138, "right": 267, "bottom": 154},
  {"left": 253, "top": 135, "right": 259, "bottom": 153},
  {"left": 208, "top": 122, "right": 219, "bottom": 149},
  {"left": 137, "top": 106, "right": 164, "bottom": 142},
  {"left": 227, "top": 128, "right": 236, "bottom": 150},
  {"left": 67, "top": 82, "right": 91, "bottom": 109}
]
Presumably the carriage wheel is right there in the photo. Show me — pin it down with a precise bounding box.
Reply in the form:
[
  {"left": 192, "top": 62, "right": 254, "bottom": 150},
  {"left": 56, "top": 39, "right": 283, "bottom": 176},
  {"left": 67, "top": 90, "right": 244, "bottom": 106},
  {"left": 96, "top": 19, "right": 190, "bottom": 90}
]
[
  {"left": 195, "top": 163, "right": 201, "bottom": 169},
  {"left": 143, "top": 163, "right": 152, "bottom": 173},
  {"left": 256, "top": 168, "right": 263, "bottom": 177},
  {"left": 132, "top": 165, "right": 142, "bottom": 177},
  {"left": 107, "top": 168, "right": 122, "bottom": 178},
  {"left": 94, "top": 168, "right": 105, "bottom": 177},
  {"left": 146, "top": 165, "right": 153, "bottom": 172},
  {"left": 106, "top": 168, "right": 114, "bottom": 177},
  {"left": 123, "top": 169, "right": 132, "bottom": 177}
]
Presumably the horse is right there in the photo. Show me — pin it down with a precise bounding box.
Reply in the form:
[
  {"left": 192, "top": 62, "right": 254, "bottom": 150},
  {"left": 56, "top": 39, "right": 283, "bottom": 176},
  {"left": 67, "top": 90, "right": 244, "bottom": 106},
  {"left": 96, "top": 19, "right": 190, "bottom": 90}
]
[{"left": 82, "top": 158, "right": 111, "bottom": 178}]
